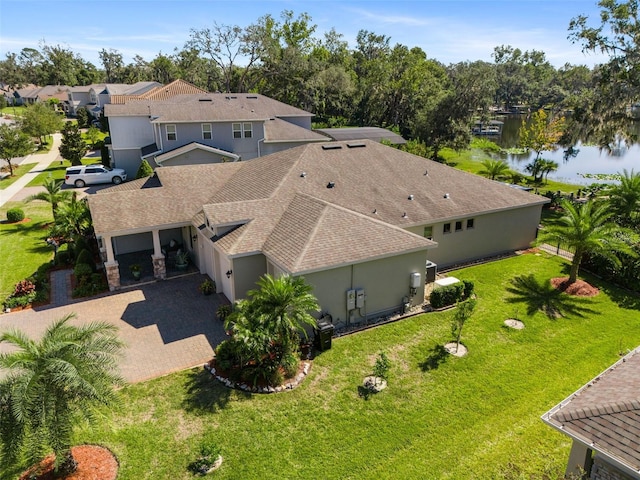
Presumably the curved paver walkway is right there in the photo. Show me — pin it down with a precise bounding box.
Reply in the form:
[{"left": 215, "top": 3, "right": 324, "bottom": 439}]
[{"left": 0, "top": 273, "right": 227, "bottom": 383}]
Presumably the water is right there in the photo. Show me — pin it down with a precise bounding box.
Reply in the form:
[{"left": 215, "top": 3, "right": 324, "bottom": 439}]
[{"left": 484, "top": 115, "right": 640, "bottom": 185}]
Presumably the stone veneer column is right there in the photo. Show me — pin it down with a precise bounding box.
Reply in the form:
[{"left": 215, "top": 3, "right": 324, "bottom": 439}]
[
  {"left": 152, "top": 254, "right": 166, "bottom": 280},
  {"left": 105, "top": 261, "right": 121, "bottom": 291}
]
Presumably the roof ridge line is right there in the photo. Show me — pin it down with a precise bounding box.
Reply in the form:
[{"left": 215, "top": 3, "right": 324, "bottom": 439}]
[
  {"left": 291, "top": 195, "right": 329, "bottom": 272},
  {"left": 555, "top": 399, "right": 640, "bottom": 422}
]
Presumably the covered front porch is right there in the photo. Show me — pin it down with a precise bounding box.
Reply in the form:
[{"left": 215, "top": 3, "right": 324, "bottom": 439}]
[{"left": 100, "top": 225, "right": 202, "bottom": 291}]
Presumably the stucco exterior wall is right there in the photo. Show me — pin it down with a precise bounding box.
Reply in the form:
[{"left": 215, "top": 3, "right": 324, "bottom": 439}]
[
  {"left": 591, "top": 455, "right": 638, "bottom": 480},
  {"left": 109, "top": 116, "right": 154, "bottom": 149},
  {"left": 232, "top": 254, "right": 268, "bottom": 300},
  {"left": 303, "top": 250, "right": 428, "bottom": 329},
  {"left": 406, "top": 204, "right": 543, "bottom": 267},
  {"left": 110, "top": 148, "right": 143, "bottom": 178},
  {"left": 279, "top": 116, "right": 312, "bottom": 129}
]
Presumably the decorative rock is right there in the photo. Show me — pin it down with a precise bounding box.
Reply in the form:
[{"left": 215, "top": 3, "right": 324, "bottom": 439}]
[
  {"left": 363, "top": 375, "right": 387, "bottom": 392},
  {"left": 444, "top": 342, "right": 468, "bottom": 357},
  {"left": 504, "top": 319, "right": 525, "bottom": 330}
]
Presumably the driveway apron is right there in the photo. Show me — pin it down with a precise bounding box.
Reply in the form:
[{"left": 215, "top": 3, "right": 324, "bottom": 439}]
[{"left": 0, "top": 273, "right": 227, "bottom": 383}]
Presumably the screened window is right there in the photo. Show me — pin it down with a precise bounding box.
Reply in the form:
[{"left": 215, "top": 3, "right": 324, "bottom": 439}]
[
  {"left": 423, "top": 226, "right": 433, "bottom": 240},
  {"left": 243, "top": 122, "right": 252, "bottom": 138},
  {"left": 443, "top": 223, "right": 451, "bottom": 234},
  {"left": 202, "top": 124, "right": 212, "bottom": 140},
  {"left": 166, "top": 124, "right": 177, "bottom": 141},
  {"left": 455, "top": 221, "right": 463, "bottom": 232},
  {"left": 232, "top": 123, "right": 242, "bottom": 139},
  {"left": 467, "top": 218, "right": 475, "bottom": 229}
]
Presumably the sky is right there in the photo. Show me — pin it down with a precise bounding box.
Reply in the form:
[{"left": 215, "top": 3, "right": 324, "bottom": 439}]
[{"left": 0, "top": 0, "right": 609, "bottom": 69}]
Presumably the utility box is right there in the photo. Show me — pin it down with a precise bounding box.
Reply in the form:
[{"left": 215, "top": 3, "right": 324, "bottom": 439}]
[
  {"left": 425, "top": 261, "right": 437, "bottom": 283},
  {"left": 410, "top": 272, "right": 421, "bottom": 288},
  {"left": 356, "top": 289, "right": 365, "bottom": 308},
  {"left": 315, "top": 320, "right": 334, "bottom": 351},
  {"left": 346, "top": 289, "right": 356, "bottom": 310}
]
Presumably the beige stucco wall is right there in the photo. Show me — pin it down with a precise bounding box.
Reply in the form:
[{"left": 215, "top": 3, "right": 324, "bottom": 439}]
[
  {"left": 406, "top": 204, "right": 543, "bottom": 267},
  {"left": 303, "top": 250, "right": 428, "bottom": 329},
  {"left": 232, "top": 254, "right": 267, "bottom": 300}
]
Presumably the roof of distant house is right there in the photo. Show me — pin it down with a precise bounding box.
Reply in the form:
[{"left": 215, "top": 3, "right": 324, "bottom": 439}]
[
  {"left": 542, "top": 347, "right": 640, "bottom": 474},
  {"left": 16, "top": 85, "right": 71, "bottom": 101},
  {"left": 315, "top": 127, "right": 407, "bottom": 144},
  {"left": 89, "top": 140, "right": 547, "bottom": 273},
  {"left": 110, "top": 79, "right": 208, "bottom": 104}
]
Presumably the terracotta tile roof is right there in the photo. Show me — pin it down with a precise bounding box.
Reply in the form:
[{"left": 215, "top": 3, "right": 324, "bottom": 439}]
[
  {"left": 110, "top": 79, "right": 208, "bottom": 104},
  {"left": 104, "top": 93, "right": 313, "bottom": 121},
  {"left": 542, "top": 347, "right": 640, "bottom": 473},
  {"left": 264, "top": 117, "right": 329, "bottom": 143}
]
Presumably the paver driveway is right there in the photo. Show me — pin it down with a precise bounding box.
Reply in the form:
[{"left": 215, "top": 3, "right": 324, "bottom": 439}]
[{"left": 0, "top": 273, "right": 227, "bottom": 383}]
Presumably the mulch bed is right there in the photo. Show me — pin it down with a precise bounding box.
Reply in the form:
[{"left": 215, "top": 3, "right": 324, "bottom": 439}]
[
  {"left": 550, "top": 277, "right": 600, "bottom": 297},
  {"left": 19, "top": 445, "right": 118, "bottom": 480}
]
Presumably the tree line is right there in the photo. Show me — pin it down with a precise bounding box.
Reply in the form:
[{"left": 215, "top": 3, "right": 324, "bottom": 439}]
[{"left": 1, "top": 3, "right": 638, "bottom": 149}]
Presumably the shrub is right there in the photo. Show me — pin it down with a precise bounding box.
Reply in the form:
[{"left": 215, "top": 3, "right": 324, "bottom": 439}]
[
  {"left": 73, "top": 238, "right": 90, "bottom": 259},
  {"left": 462, "top": 280, "right": 475, "bottom": 299},
  {"left": 75, "top": 249, "right": 94, "bottom": 270},
  {"left": 214, "top": 340, "right": 238, "bottom": 371},
  {"left": 13, "top": 279, "right": 36, "bottom": 297},
  {"left": 55, "top": 250, "right": 72, "bottom": 266},
  {"left": 430, "top": 282, "right": 465, "bottom": 309},
  {"left": 73, "top": 263, "right": 93, "bottom": 283},
  {"left": 135, "top": 159, "right": 154, "bottom": 179},
  {"left": 6, "top": 208, "right": 24, "bottom": 223},
  {"left": 216, "top": 304, "right": 231, "bottom": 321},
  {"left": 281, "top": 351, "right": 299, "bottom": 378},
  {"left": 188, "top": 441, "right": 222, "bottom": 475},
  {"left": 4, "top": 293, "right": 36, "bottom": 309}
]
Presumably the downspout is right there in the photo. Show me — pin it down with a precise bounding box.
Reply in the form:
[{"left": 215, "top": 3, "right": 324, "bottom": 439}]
[{"left": 257, "top": 137, "right": 265, "bottom": 157}]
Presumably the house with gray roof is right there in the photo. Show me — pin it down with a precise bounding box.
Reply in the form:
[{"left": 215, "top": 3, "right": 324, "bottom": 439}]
[
  {"left": 542, "top": 347, "right": 640, "bottom": 480},
  {"left": 104, "top": 92, "right": 330, "bottom": 178},
  {"left": 88, "top": 140, "right": 547, "bottom": 328},
  {"left": 67, "top": 81, "right": 161, "bottom": 117}
]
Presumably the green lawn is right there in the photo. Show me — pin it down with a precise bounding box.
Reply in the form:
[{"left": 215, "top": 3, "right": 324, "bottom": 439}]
[
  {"left": 2, "top": 254, "right": 633, "bottom": 479},
  {"left": 0, "top": 105, "right": 26, "bottom": 117},
  {"left": 0, "top": 163, "right": 37, "bottom": 190},
  {"left": 0, "top": 201, "right": 54, "bottom": 300},
  {"left": 26, "top": 157, "right": 103, "bottom": 187}
]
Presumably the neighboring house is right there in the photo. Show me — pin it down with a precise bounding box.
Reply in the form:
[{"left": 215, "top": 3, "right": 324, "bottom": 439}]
[
  {"left": 315, "top": 126, "right": 407, "bottom": 145},
  {"left": 109, "top": 78, "right": 208, "bottom": 104},
  {"left": 67, "top": 81, "right": 161, "bottom": 117},
  {"left": 88, "top": 140, "right": 548, "bottom": 327},
  {"left": 542, "top": 348, "right": 640, "bottom": 480},
  {"left": 104, "top": 92, "right": 330, "bottom": 178},
  {"left": 14, "top": 85, "right": 70, "bottom": 106}
]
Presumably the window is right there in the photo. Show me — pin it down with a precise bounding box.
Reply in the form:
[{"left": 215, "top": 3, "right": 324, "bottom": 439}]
[
  {"left": 467, "top": 218, "right": 475, "bottom": 229},
  {"left": 202, "top": 124, "right": 212, "bottom": 140},
  {"left": 443, "top": 223, "right": 451, "bottom": 234},
  {"left": 232, "top": 122, "right": 252, "bottom": 139},
  {"left": 166, "top": 124, "right": 177, "bottom": 141},
  {"left": 423, "top": 226, "right": 433, "bottom": 240},
  {"left": 455, "top": 221, "right": 463, "bottom": 232}
]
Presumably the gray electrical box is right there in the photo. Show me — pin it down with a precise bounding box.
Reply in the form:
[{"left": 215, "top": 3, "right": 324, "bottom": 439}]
[
  {"left": 410, "top": 272, "right": 421, "bottom": 288},
  {"left": 347, "top": 289, "right": 356, "bottom": 310},
  {"left": 356, "top": 289, "right": 365, "bottom": 308}
]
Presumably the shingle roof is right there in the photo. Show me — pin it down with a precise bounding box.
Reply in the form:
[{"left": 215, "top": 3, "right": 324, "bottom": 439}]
[
  {"left": 264, "top": 117, "right": 329, "bottom": 143},
  {"left": 104, "top": 93, "right": 313, "bottom": 121},
  {"left": 90, "top": 140, "right": 547, "bottom": 271},
  {"left": 155, "top": 142, "right": 239, "bottom": 164},
  {"left": 315, "top": 127, "right": 407, "bottom": 144},
  {"left": 542, "top": 347, "right": 640, "bottom": 473}
]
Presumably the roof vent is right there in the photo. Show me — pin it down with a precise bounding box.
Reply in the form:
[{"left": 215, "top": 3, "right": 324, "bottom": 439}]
[
  {"left": 402, "top": 212, "right": 408, "bottom": 218},
  {"left": 408, "top": 195, "right": 414, "bottom": 200},
  {"left": 444, "top": 193, "right": 450, "bottom": 199},
  {"left": 327, "top": 181, "right": 335, "bottom": 189},
  {"left": 322, "top": 144, "right": 342, "bottom": 150},
  {"left": 247, "top": 95, "right": 258, "bottom": 99},
  {"left": 373, "top": 209, "right": 377, "bottom": 214},
  {"left": 346, "top": 142, "right": 366, "bottom": 149},
  {"left": 198, "top": 98, "right": 212, "bottom": 102},
  {"left": 424, "top": 170, "right": 429, "bottom": 176},
  {"left": 225, "top": 95, "right": 238, "bottom": 100},
  {"left": 300, "top": 172, "right": 306, "bottom": 178}
]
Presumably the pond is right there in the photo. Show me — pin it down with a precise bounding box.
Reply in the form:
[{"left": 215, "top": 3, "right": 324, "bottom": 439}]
[{"left": 484, "top": 115, "right": 640, "bottom": 185}]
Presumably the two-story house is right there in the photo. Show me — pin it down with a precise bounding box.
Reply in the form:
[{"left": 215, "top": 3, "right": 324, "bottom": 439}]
[
  {"left": 104, "top": 93, "right": 330, "bottom": 178},
  {"left": 66, "top": 81, "right": 162, "bottom": 117}
]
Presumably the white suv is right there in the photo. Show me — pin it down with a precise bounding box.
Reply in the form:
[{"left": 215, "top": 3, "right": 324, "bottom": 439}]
[{"left": 65, "top": 165, "right": 127, "bottom": 187}]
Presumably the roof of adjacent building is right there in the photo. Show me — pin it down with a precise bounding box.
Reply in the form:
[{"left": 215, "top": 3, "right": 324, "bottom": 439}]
[
  {"left": 90, "top": 140, "right": 547, "bottom": 273},
  {"left": 315, "top": 127, "right": 407, "bottom": 144},
  {"left": 16, "top": 85, "right": 71, "bottom": 101},
  {"left": 104, "top": 93, "right": 313, "bottom": 121},
  {"left": 542, "top": 347, "right": 640, "bottom": 474},
  {"left": 264, "top": 117, "right": 329, "bottom": 143},
  {"left": 154, "top": 142, "right": 239, "bottom": 165},
  {"left": 110, "top": 79, "right": 208, "bottom": 104}
]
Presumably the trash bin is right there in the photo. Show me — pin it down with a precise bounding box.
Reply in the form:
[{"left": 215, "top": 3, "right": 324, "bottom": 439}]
[{"left": 315, "top": 320, "right": 334, "bottom": 351}]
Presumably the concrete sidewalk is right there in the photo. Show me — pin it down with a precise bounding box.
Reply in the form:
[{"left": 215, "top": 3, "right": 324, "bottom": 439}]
[{"left": 0, "top": 133, "right": 62, "bottom": 208}]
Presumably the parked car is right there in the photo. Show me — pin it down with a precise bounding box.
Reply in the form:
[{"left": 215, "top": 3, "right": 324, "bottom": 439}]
[{"left": 65, "top": 165, "right": 127, "bottom": 187}]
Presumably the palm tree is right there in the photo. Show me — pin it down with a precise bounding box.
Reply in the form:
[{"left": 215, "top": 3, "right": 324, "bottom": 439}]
[
  {"left": 50, "top": 192, "right": 92, "bottom": 241},
  {"left": 0, "top": 313, "right": 124, "bottom": 475},
  {"left": 540, "top": 159, "right": 559, "bottom": 184},
  {"left": 479, "top": 159, "right": 510, "bottom": 180},
  {"left": 609, "top": 169, "right": 640, "bottom": 224},
  {"left": 536, "top": 199, "right": 636, "bottom": 284},
  {"left": 247, "top": 274, "right": 319, "bottom": 346},
  {"left": 25, "top": 177, "right": 72, "bottom": 220}
]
